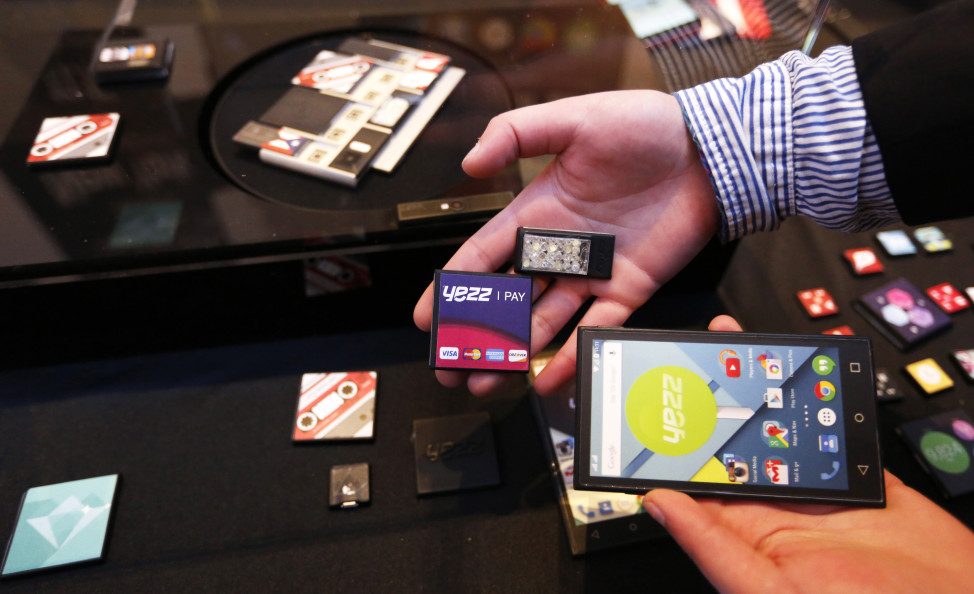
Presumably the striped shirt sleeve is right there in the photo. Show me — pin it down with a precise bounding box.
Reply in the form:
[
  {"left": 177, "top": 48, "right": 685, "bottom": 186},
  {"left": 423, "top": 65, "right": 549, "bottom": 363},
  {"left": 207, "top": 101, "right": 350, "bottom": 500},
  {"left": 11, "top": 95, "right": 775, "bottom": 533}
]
[{"left": 674, "top": 45, "right": 898, "bottom": 242}]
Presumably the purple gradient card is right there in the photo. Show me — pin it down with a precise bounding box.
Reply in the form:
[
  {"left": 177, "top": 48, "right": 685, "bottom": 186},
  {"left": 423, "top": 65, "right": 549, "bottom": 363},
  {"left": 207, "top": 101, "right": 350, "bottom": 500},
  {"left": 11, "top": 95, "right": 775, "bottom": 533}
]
[{"left": 430, "top": 270, "right": 532, "bottom": 372}]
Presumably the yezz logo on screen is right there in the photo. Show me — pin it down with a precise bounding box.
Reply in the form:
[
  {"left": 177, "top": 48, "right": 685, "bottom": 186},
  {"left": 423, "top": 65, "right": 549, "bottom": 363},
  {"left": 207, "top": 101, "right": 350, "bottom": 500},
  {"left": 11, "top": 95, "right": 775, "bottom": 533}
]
[
  {"left": 442, "top": 285, "right": 492, "bottom": 302},
  {"left": 764, "top": 459, "right": 789, "bottom": 484},
  {"left": 439, "top": 347, "right": 459, "bottom": 360}
]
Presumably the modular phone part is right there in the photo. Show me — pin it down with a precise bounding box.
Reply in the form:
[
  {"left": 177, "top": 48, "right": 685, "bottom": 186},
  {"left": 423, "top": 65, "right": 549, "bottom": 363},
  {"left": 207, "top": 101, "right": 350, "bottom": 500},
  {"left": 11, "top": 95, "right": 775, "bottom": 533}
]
[{"left": 574, "top": 327, "right": 885, "bottom": 507}]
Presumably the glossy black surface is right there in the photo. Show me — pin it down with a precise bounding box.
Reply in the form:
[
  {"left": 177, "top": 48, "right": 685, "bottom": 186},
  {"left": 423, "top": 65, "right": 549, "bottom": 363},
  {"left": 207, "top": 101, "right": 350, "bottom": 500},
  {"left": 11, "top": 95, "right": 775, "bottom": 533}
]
[{"left": 0, "top": 4, "right": 658, "bottom": 285}]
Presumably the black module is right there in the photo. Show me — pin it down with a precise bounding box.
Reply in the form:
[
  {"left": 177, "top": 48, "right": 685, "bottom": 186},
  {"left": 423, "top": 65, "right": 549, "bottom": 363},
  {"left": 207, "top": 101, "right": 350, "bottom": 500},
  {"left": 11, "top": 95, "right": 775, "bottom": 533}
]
[
  {"left": 329, "top": 463, "right": 371, "bottom": 509},
  {"left": 513, "top": 227, "right": 614, "bottom": 279},
  {"left": 413, "top": 412, "right": 500, "bottom": 495}
]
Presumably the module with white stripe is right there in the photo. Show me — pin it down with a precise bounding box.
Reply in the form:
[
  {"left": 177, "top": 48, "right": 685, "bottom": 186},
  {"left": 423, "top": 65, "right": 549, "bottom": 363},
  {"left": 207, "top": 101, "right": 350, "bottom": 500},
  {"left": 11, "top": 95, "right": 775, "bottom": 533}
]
[{"left": 293, "top": 371, "right": 377, "bottom": 441}]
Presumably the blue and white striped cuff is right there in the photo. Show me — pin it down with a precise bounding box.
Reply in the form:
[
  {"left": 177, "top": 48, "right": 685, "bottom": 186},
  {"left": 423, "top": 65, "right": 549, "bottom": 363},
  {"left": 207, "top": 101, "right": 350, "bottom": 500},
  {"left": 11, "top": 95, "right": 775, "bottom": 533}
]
[{"left": 676, "top": 45, "right": 896, "bottom": 242}]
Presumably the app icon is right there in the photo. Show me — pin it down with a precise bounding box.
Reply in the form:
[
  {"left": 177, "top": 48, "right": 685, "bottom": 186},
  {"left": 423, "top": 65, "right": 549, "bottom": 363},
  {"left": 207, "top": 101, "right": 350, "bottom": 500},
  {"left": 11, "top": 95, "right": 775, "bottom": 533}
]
[
  {"left": 815, "top": 380, "right": 837, "bottom": 402},
  {"left": 508, "top": 349, "right": 528, "bottom": 362},
  {"left": 764, "top": 388, "right": 783, "bottom": 409},
  {"left": 817, "top": 408, "right": 837, "bottom": 427},
  {"left": 813, "top": 355, "right": 835, "bottom": 375},
  {"left": 821, "top": 461, "right": 841, "bottom": 480},
  {"left": 818, "top": 434, "right": 839, "bottom": 453},
  {"left": 764, "top": 358, "right": 783, "bottom": 380},
  {"left": 462, "top": 348, "right": 482, "bottom": 360},
  {"left": 485, "top": 349, "right": 505, "bottom": 362},
  {"left": 438, "top": 346, "right": 459, "bottom": 360},
  {"left": 764, "top": 458, "right": 789, "bottom": 484},
  {"left": 576, "top": 504, "right": 596, "bottom": 519},
  {"left": 720, "top": 349, "right": 740, "bottom": 378},
  {"left": 762, "top": 420, "right": 790, "bottom": 448},
  {"left": 724, "top": 454, "right": 750, "bottom": 483},
  {"left": 598, "top": 500, "right": 614, "bottom": 515}
]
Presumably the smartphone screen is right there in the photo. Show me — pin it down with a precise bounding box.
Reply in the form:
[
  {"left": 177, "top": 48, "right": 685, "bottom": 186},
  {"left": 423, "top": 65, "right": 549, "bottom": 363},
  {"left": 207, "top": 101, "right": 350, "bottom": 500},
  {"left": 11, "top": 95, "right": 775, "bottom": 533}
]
[{"left": 575, "top": 328, "right": 885, "bottom": 507}]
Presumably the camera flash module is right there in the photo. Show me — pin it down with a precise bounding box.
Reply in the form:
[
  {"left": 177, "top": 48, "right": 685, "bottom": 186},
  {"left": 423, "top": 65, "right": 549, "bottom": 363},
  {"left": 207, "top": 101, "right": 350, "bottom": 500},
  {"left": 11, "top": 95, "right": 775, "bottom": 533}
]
[{"left": 513, "top": 227, "right": 614, "bottom": 279}]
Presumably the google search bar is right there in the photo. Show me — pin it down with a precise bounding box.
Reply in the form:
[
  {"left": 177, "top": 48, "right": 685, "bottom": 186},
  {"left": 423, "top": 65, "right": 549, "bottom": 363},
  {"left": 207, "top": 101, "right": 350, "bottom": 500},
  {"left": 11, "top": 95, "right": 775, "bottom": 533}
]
[{"left": 601, "top": 342, "right": 622, "bottom": 476}]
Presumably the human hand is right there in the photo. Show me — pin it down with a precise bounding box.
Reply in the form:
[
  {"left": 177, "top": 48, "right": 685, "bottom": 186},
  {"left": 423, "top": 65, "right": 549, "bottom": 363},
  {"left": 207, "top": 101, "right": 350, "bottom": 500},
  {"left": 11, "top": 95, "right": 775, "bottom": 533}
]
[
  {"left": 643, "top": 471, "right": 974, "bottom": 593},
  {"left": 413, "top": 91, "right": 719, "bottom": 396}
]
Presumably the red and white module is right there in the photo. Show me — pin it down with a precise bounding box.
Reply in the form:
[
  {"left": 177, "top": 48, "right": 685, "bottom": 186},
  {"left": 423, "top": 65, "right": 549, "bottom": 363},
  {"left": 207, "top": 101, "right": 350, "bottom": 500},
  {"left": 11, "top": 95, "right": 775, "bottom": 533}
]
[
  {"left": 291, "top": 51, "right": 374, "bottom": 94},
  {"left": 27, "top": 113, "right": 121, "bottom": 165},
  {"left": 293, "top": 371, "right": 377, "bottom": 441}
]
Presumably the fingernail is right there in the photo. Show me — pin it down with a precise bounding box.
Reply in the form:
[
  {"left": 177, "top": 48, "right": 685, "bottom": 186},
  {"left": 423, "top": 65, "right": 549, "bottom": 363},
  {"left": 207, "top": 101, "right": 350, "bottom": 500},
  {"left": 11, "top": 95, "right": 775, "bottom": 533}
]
[
  {"left": 643, "top": 496, "right": 665, "bottom": 527},
  {"left": 462, "top": 140, "right": 480, "bottom": 163}
]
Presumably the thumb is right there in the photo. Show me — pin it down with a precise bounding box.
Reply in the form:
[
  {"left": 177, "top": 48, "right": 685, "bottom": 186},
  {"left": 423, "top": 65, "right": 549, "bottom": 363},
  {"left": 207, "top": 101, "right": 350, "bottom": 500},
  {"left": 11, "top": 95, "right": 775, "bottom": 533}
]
[
  {"left": 643, "top": 489, "right": 780, "bottom": 594},
  {"left": 461, "top": 97, "right": 588, "bottom": 178}
]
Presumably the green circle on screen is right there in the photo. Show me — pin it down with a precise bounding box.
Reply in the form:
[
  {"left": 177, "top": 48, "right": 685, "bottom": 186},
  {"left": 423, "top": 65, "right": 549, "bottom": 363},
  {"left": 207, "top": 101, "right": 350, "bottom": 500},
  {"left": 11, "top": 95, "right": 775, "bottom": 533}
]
[
  {"left": 921, "top": 431, "right": 971, "bottom": 474},
  {"left": 813, "top": 355, "right": 836, "bottom": 375},
  {"left": 626, "top": 365, "right": 716, "bottom": 456}
]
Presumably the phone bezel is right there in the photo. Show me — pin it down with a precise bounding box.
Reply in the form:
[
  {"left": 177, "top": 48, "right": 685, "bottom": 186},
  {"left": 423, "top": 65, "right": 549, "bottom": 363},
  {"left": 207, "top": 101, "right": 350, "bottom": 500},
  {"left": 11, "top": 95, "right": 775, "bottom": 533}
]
[{"left": 574, "top": 327, "right": 885, "bottom": 507}]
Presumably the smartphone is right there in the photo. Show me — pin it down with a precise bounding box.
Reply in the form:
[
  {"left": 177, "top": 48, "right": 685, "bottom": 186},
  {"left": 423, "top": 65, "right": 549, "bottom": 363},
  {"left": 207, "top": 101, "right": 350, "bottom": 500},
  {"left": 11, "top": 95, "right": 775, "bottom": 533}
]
[{"left": 574, "top": 327, "right": 885, "bottom": 507}]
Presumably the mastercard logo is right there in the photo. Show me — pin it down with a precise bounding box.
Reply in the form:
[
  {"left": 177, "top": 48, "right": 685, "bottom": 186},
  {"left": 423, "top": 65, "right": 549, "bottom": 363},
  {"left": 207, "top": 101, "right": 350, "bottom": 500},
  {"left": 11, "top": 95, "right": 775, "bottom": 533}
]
[
  {"left": 463, "top": 348, "right": 482, "bottom": 360},
  {"left": 815, "top": 380, "right": 836, "bottom": 402}
]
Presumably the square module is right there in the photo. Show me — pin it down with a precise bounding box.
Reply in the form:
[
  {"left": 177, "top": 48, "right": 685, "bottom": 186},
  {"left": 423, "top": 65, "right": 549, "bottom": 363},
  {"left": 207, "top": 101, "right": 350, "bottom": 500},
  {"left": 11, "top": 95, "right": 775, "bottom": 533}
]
[
  {"left": 951, "top": 349, "right": 974, "bottom": 382},
  {"left": 797, "top": 287, "right": 838, "bottom": 318},
  {"left": 27, "top": 113, "right": 120, "bottom": 166},
  {"left": 905, "top": 358, "right": 954, "bottom": 395},
  {"left": 926, "top": 282, "right": 970, "bottom": 314},
  {"left": 843, "top": 247, "right": 883, "bottom": 275},
  {"left": 430, "top": 270, "right": 532, "bottom": 372},
  {"left": 413, "top": 412, "right": 500, "bottom": 495},
  {"left": 913, "top": 226, "right": 953, "bottom": 253},
  {"left": 2, "top": 475, "right": 119, "bottom": 578},
  {"left": 854, "top": 278, "right": 951, "bottom": 350},
  {"left": 293, "top": 371, "right": 377, "bottom": 441},
  {"left": 875, "top": 230, "right": 917, "bottom": 256},
  {"left": 329, "top": 463, "right": 370, "bottom": 509}
]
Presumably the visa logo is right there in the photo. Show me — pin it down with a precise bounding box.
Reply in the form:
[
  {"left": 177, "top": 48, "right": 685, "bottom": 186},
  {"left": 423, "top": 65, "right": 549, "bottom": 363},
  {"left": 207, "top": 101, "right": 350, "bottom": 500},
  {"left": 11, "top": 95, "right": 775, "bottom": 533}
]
[
  {"left": 485, "top": 349, "right": 504, "bottom": 362},
  {"left": 463, "top": 348, "right": 482, "bottom": 360},
  {"left": 508, "top": 349, "right": 528, "bottom": 362},
  {"left": 439, "top": 346, "right": 459, "bottom": 360}
]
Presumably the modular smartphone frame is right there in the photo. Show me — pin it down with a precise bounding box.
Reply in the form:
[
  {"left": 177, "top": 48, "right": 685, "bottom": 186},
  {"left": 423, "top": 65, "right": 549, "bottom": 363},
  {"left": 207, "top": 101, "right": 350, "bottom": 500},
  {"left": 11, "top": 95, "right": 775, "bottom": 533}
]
[{"left": 574, "top": 328, "right": 885, "bottom": 507}]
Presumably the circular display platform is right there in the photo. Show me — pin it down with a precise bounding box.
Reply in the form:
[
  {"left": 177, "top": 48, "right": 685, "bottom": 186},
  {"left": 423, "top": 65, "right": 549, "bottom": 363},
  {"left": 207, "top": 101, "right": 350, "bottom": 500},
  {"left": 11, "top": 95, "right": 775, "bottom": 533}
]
[{"left": 206, "top": 30, "right": 513, "bottom": 212}]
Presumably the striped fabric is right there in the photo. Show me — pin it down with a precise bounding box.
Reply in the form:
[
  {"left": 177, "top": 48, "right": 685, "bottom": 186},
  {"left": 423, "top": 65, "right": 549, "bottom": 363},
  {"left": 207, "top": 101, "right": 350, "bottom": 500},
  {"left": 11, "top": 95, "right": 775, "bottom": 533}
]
[{"left": 675, "top": 45, "right": 897, "bottom": 241}]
